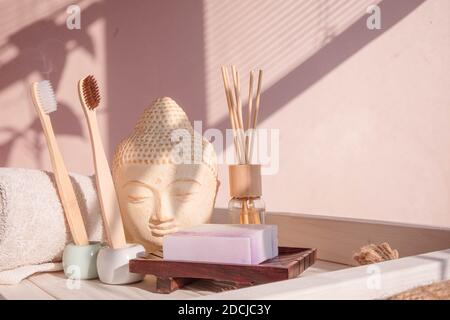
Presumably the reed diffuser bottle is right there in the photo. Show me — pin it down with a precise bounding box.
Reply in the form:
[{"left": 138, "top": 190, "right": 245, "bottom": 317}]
[
  {"left": 221, "top": 65, "right": 265, "bottom": 224},
  {"left": 228, "top": 164, "right": 265, "bottom": 224}
]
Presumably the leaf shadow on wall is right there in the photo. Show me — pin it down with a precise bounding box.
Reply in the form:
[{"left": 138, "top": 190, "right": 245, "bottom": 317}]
[{"left": 0, "top": 1, "right": 105, "bottom": 167}]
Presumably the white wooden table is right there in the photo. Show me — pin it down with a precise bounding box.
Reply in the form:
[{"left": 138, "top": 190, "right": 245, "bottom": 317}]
[
  {"left": 1, "top": 211, "right": 449, "bottom": 300},
  {"left": 0, "top": 260, "right": 349, "bottom": 300}
]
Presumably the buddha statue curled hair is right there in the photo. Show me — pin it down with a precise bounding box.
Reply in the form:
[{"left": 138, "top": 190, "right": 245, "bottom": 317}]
[{"left": 113, "top": 97, "right": 218, "bottom": 252}]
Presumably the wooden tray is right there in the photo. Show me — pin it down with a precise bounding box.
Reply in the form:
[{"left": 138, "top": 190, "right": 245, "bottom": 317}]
[{"left": 129, "top": 247, "right": 317, "bottom": 293}]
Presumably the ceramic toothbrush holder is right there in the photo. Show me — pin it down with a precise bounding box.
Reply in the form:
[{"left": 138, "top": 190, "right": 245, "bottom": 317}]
[
  {"left": 97, "top": 243, "right": 145, "bottom": 284},
  {"left": 62, "top": 241, "right": 102, "bottom": 280}
]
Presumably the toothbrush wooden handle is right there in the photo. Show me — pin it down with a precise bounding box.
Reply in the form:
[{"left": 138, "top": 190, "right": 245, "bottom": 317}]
[
  {"left": 83, "top": 109, "right": 127, "bottom": 249},
  {"left": 31, "top": 86, "right": 89, "bottom": 245}
]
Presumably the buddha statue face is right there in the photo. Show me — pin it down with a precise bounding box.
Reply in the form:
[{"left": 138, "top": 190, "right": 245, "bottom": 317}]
[{"left": 113, "top": 97, "right": 218, "bottom": 252}]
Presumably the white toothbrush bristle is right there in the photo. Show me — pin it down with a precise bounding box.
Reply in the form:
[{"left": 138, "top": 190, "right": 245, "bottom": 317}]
[{"left": 36, "top": 80, "right": 57, "bottom": 113}]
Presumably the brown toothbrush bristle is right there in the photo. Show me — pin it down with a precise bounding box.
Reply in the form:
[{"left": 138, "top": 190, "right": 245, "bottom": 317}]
[{"left": 82, "top": 75, "right": 100, "bottom": 110}]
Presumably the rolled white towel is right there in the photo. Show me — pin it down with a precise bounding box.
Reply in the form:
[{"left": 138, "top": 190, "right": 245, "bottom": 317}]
[{"left": 0, "top": 168, "right": 105, "bottom": 284}]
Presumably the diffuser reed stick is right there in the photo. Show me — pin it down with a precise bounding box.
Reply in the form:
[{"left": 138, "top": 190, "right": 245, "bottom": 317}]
[
  {"left": 221, "top": 67, "right": 243, "bottom": 163},
  {"left": 246, "top": 71, "right": 254, "bottom": 162},
  {"left": 249, "top": 70, "right": 263, "bottom": 162},
  {"left": 221, "top": 66, "right": 264, "bottom": 224}
]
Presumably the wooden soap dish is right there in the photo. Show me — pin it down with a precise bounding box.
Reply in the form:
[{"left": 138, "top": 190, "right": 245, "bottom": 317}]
[{"left": 129, "top": 247, "right": 317, "bottom": 293}]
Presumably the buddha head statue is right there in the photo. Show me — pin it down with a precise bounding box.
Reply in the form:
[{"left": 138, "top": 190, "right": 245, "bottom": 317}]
[{"left": 112, "top": 97, "right": 218, "bottom": 252}]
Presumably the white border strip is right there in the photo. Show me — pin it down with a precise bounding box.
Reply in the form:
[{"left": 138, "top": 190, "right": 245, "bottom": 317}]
[{"left": 198, "top": 249, "right": 450, "bottom": 300}]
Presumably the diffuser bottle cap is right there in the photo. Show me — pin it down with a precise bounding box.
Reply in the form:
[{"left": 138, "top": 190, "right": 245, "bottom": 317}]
[{"left": 229, "top": 164, "right": 262, "bottom": 198}]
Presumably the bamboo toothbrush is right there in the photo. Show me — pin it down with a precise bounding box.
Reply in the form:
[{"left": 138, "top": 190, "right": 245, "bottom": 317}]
[
  {"left": 78, "top": 75, "right": 127, "bottom": 249},
  {"left": 31, "top": 80, "right": 90, "bottom": 245}
]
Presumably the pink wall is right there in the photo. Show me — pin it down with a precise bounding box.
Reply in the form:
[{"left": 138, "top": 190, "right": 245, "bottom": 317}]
[{"left": 1, "top": 0, "right": 449, "bottom": 227}]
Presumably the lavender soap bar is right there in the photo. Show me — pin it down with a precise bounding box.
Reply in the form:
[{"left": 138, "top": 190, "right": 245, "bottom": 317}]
[{"left": 163, "top": 224, "right": 278, "bottom": 265}]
